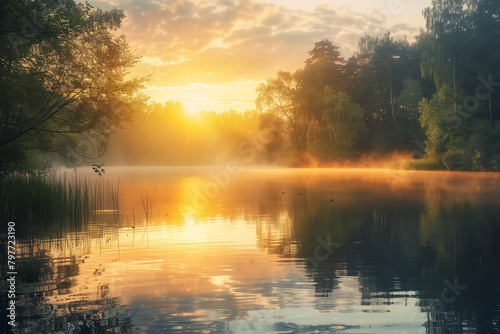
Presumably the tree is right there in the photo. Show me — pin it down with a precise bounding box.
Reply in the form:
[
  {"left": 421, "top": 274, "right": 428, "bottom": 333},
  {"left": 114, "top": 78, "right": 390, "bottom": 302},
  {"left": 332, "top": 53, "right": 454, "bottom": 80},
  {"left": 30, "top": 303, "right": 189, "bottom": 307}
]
[
  {"left": 467, "top": 0, "right": 500, "bottom": 126},
  {"left": 297, "top": 39, "right": 345, "bottom": 123},
  {"left": 295, "top": 40, "right": 346, "bottom": 160},
  {"left": 370, "top": 32, "right": 417, "bottom": 132},
  {"left": 421, "top": 0, "right": 473, "bottom": 116},
  {"left": 106, "top": 103, "right": 264, "bottom": 166},
  {"left": 419, "top": 0, "right": 500, "bottom": 169},
  {"left": 0, "top": 0, "right": 146, "bottom": 172},
  {"left": 399, "top": 78, "right": 423, "bottom": 122},
  {"left": 397, "top": 77, "right": 426, "bottom": 144},
  {"left": 256, "top": 71, "right": 312, "bottom": 163},
  {"left": 258, "top": 111, "right": 286, "bottom": 162},
  {"left": 348, "top": 33, "right": 425, "bottom": 153},
  {"left": 418, "top": 86, "right": 458, "bottom": 160},
  {"left": 322, "top": 87, "right": 367, "bottom": 155}
]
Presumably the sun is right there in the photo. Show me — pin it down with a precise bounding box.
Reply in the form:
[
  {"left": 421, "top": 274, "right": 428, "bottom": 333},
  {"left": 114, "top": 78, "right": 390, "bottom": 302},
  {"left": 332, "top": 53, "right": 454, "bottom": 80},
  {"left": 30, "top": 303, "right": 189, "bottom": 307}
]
[{"left": 183, "top": 99, "right": 203, "bottom": 115}]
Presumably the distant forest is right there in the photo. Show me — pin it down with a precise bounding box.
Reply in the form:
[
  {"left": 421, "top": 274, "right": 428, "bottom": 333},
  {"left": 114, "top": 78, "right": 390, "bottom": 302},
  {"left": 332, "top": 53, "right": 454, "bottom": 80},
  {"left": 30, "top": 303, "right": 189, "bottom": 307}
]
[
  {"left": 1, "top": 0, "right": 499, "bottom": 171},
  {"left": 107, "top": 0, "right": 500, "bottom": 170}
]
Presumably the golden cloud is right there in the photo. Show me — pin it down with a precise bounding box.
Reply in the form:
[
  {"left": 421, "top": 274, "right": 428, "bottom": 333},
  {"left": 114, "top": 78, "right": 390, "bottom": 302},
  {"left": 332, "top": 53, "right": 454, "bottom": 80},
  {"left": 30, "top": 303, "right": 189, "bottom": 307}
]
[{"left": 91, "top": 0, "right": 424, "bottom": 110}]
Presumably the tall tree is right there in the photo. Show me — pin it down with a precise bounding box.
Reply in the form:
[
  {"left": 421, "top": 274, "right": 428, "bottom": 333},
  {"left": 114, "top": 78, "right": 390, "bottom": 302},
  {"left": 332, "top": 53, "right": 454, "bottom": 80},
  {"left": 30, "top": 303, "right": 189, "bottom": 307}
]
[
  {"left": 468, "top": 0, "right": 500, "bottom": 126},
  {"left": 256, "top": 71, "right": 312, "bottom": 163},
  {"left": 0, "top": 0, "right": 146, "bottom": 172},
  {"left": 297, "top": 39, "right": 345, "bottom": 123},
  {"left": 422, "top": 0, "right": 472, "bottom": 116},
  {"left": 348, "top": 33, "right": 424, "bottom": 153},
  {"left": 322, "top": 87, "right": 367, "bottom": 155},
  {"left": 370, "top": 32, "right": 415, "bottom": 131},
  {"left": 420, "top": 0, "right": 500, "bottom": 170}
]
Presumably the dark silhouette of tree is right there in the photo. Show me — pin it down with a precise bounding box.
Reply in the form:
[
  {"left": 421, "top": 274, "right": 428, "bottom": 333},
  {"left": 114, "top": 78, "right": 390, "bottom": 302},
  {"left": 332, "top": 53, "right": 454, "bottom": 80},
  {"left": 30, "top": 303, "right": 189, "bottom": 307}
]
[
  {"left": 298, "top": 39, "right": 345, "bottom": 124},
  {"left": 0, "top": 0, "right": 146, "bottom": 172},
  {"left": 419, "top": 0, "right": 500, "bottom": 170},
  {"left": 256, "top": 71, "right": 313, "bottom": 163},
  {"left": 322, "top": 87, "right": 367, "bottom": 155}
]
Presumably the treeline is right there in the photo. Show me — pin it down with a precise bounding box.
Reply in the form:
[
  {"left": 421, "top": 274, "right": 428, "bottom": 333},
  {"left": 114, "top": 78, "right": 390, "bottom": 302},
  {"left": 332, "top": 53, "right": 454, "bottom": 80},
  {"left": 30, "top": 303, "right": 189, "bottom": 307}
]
[
  {"left": 255, "top": 36, "right": 425, "bottom": 166},
  {"left": 257, "top": 0, "right": 500, "bottom": 169},
  {"left": 108, "top": 0, "right": 500, "bottom": 170},
  {"left": 2, "top": 0, "right": 499, "bottom": 171},
  {"left": 0, "top": 0, "right": 146, "bottom": 174},
  {"left": 104, "top": 102, "right": 266, "bottom": 165}
]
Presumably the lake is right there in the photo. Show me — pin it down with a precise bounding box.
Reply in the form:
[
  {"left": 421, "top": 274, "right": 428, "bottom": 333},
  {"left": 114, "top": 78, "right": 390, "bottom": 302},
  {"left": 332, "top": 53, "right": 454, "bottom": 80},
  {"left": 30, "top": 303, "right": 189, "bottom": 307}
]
[{"left": 3, "top": 167, "right": 500, "bottom": 333}]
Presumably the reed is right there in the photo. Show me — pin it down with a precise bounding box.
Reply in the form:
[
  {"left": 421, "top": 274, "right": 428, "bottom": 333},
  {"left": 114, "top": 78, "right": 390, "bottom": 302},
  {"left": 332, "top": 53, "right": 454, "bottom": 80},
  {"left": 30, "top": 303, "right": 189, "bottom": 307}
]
[
  {"left": 141, "top": 188, "right": 155, "bottom": 243},
  {"left": 0, "top": 170, "right": 119, "bottom": 240}
]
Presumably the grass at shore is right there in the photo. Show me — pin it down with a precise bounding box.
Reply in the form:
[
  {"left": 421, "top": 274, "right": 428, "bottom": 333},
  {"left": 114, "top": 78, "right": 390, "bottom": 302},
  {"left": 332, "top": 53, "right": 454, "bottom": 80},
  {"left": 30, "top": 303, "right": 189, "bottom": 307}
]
[{"left": 0, "top": 170, "right": 119, "bottom": 239}]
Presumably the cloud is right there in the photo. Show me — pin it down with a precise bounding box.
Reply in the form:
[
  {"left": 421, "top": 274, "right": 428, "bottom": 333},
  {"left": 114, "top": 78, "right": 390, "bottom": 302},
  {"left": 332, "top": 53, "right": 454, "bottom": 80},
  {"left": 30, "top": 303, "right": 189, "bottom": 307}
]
[
  {"left": 142, "top": 80, "right": 259, "bottom": 112},
  {"left": 92, "top": 0, "right": 424, "bottom": 110}
]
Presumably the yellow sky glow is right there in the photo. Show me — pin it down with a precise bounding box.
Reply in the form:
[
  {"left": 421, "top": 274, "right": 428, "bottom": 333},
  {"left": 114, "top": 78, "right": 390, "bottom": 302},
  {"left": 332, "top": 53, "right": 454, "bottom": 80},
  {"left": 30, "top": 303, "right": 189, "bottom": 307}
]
[{"left": 93, "top": 0, "right": 432, "bottom": 113}]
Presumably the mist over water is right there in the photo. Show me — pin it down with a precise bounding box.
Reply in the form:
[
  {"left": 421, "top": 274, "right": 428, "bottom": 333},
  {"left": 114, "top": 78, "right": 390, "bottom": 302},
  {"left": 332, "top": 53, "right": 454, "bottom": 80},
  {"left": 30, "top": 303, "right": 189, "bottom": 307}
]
[
  {"left": 6, "top": 167, "right": 500, "bottom": 333},
  {"left": 2, "top": 0, "right": 500, "bottom": 333}
]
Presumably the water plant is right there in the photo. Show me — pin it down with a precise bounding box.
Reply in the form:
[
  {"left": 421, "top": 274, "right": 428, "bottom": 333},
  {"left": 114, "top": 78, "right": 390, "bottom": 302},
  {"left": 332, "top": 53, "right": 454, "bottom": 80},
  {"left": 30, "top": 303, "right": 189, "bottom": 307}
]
[{"left": 0, "top": 170, "right": 119, "bottom": 240}]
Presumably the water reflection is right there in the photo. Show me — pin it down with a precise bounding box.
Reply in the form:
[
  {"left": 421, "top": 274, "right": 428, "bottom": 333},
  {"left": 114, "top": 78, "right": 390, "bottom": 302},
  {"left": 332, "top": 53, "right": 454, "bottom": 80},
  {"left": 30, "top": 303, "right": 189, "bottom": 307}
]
[
  {"left": 2, "top": 168, "right": 499, "bottom": 333},
  {"left": 0, "top": 222, "right": 133, "bottom": 334}
]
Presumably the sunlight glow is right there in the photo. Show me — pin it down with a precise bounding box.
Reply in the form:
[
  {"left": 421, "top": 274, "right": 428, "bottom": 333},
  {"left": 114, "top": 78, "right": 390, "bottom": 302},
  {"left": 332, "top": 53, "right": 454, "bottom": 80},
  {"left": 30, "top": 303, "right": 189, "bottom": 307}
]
[{"left": 143, "top": 81, "right": 259, "bottom": 113}]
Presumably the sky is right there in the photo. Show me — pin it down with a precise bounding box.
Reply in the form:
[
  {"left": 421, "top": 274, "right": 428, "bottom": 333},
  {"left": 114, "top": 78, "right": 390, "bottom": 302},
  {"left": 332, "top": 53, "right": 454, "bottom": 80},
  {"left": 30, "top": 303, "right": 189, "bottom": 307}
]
[{"left": 92, "top": 0, "right": 432, "bottom": 113}]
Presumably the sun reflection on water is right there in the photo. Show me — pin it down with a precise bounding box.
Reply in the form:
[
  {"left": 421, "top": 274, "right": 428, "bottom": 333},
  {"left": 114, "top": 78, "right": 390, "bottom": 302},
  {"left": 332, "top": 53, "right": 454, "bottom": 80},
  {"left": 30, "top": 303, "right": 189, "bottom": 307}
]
[{"left": 8, "top": 168, "right": 500, "bottom": 333}]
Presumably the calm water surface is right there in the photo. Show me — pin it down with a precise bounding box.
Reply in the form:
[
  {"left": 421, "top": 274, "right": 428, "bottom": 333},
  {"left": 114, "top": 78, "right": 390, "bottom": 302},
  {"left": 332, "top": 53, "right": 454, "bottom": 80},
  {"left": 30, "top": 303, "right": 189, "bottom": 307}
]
[{"left": 3, "top": 167, "right": 500, "bottom": 333}]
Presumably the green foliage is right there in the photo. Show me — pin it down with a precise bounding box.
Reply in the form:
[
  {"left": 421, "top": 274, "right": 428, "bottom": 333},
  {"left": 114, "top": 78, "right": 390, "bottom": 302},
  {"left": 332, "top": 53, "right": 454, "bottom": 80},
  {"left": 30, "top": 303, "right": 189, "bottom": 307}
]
[
  {"left": 399, "top": 78, "right": 423, "bottom": 118},
  {"left": 256, "top": 40, "right": 366, "bottom": 165},
  {"left": 417, "top": 0, "right": 500, "bottom": 170},
  {"left": 2, "top": 0, "right": 498, "bottom": 171},
  {"left": 255, "top": 10, "right": 500, "bottom": 170},
  {"left": 493, "top": 154, "right": 500, "bottom": 172},
  {"left": 442, "top": 149, "right": 473, "bottom": 170},
  {"left": 0, "top": 0, "right": 146, "bottom": 172},
  {"left": 345, "top": 32, "right": 427, "bottom": 154},
  {"left": 408, "top": 159, "right": 445, "bottom": 170},
  {"left": 256, "top": 70, "right": 312, "bottom": 155},
  {"left": 322, "top": 87, "right": 367, "bottom": 156},
  {"left": 418, "top": 87, "right": 455, "bottom": 158},
  {"left": 299, "top": 39, "right": 346, "bottom": 123},
  {"left": 465, "top": 120, "right": 500, "bottom": 170}
]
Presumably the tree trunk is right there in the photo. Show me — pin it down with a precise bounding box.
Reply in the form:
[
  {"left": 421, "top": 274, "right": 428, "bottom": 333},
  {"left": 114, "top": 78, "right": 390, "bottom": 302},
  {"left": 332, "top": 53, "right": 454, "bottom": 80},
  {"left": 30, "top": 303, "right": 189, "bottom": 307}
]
[
  {"left": 453, "top": 58, "right": 457, "bottom": 116},
  {"left": 489, "top": 92, "right": 495, "bottom": 127},
  {"left": 388, "top": 64, "right": 397, "bottom": 131}
]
